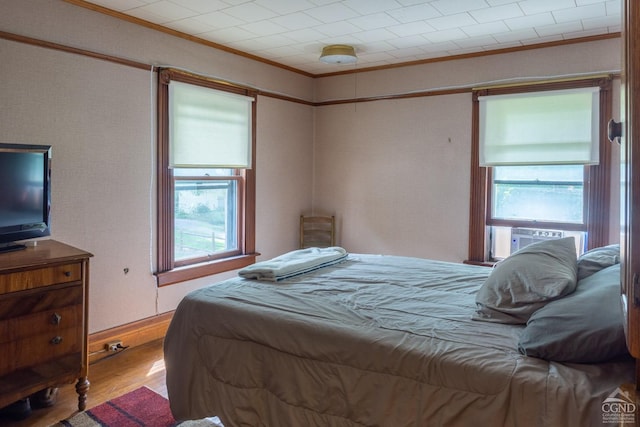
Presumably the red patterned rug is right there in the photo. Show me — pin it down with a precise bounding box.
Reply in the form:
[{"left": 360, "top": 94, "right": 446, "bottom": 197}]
[{"left": 52, "top": 387, "right": 223, "bottom": 427}]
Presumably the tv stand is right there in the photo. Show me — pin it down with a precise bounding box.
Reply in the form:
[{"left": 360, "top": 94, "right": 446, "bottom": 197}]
[
  {"left": 0, "top": 243, "right": 26, "bottom": 254},
  {"left": 0, "top": 240, "right": 92, "bottom": 412}
]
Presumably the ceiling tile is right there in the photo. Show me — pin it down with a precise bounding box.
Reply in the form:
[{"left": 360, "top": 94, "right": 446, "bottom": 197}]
[
  {"left": 504, "top": 12, "right": 556, "bottom": 30},
  {"left": 240, "top": 20, "right": 289, "bottom": 36},
  {"left": 386, "top": 21, "right": 436, "bottom": 37},
  {"left": 347, "top": 12, "right": 399, "bottom": 31},
  {"left": 535, "top": 21, "right": 585, "bottom": 37},
  {"left": 314, "top": 20, "right": 363, "bottom": 37},
  {"left": 134, "top": 0, "right": 197, "bottom": 22},
  {"left": 342, "top": 0, "right": 403, "bottom": 15},
  {"left": 519, "top": 0, "right": 577, "bottom": 15},
  {"left": 165, "top": 17, "right": 216, "bottom": 34},
  {"left": 223, "top": 2, "right": 279, "bottom": 22},
  {"left": 304, "top": 3, "right": 361, "bottom": 23},
  {"left": 470, "top": 3, "right": 523, "bottom": 23},
  {"left": 386, "top": 3, "right": 441, "bottom": 23},
  {"left": 78, "top": 0, "right": 622, "bottom": 75},
  {"left": 424, "top": 28, "right": 469, "bottom": 43},
  {"left": 282, "top": 27, "right": 328, "bottom": 43},
  {"left": 352, "top": 28, "right": 398, "bottom": 43},
  {"left": 194, "top": 11, "right": 245, "bottom": 28},
  {"left": 200, "top": 26, "right": 256, "bottom": 43},
  {"left": 553, "top": 3, "right": 606, "bottom": 23},
  {"left": 167, "top": 0, "right": 229, "bottom": 13},
  {"left": 431, "top": 0, "right": 492, "bottom": 15},
  {"left": 385, "top": 34, "right": 429, "bottom": 48},
  {"left": 270, "top": 12, "right": 323, "bottom": 30},
  {"left": 462, "top": 21, "right": 510, "bottom": 37},
  {"left": 254, "top": 0, "right": 316, "bottom": 14},
  {"left": 427, "top": 13, "right": 477, "bottom": 31},
  {"left": 454, "top": 35, "right": 498, "bottom": 49}
]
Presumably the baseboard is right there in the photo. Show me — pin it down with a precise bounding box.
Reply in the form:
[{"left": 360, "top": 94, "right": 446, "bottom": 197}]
[{"left": 88, "top": 311, "right": 174, "bottom": 364}]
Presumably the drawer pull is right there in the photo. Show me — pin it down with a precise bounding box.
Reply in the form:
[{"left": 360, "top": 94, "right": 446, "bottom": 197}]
[
  {"left": 64, "top": 271, "right": 72, "bottom": 277},
  {"left": 51, "top": 313, "right": 62, "bottom": 325},
  {"left": 50, "top": 336, "right": 63, "bottom": 345}
]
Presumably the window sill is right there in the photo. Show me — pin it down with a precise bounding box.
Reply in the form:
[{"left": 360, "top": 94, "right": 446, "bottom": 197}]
[
  {"left": 463, "top": 259, "right": 497, "bottom": 268},
  {"left": 156, "top": 253, "right": 258, "bottom": 287}
]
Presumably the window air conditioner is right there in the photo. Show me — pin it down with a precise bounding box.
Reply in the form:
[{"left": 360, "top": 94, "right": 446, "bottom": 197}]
[{"left": 510, "top": 228, "right": 564, "bottom": 254}]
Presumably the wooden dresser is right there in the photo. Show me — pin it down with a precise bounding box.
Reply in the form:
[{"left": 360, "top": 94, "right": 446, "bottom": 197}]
[{"left": 0, "top": 240, "right": 92, "bottom": 411}]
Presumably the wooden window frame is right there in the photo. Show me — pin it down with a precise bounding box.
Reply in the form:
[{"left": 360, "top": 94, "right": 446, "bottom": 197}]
[
  {"left": 155, "top": 68, "right": 257, "bottom": 286},
  {"left": 468, "top": 76, "right": 613, "bottom": 263}
]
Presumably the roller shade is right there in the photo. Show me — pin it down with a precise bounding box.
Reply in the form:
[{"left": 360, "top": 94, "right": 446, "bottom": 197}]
[
  {"left": 479, "top": 87, "right": 600, "bottom": 166},
  {"left": 169, "top": 81, "right": 253, "bottom": 168}
]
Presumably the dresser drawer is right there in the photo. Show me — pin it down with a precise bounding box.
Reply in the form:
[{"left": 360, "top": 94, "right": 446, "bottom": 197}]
[
  {"left": 0, "top": 283, "right": 84, "bottom": 321},
  {"left": 0, "top": 263, "right": 82, "bottom": 293},
  {"left": 0, "top": 304, "right": 82, "bottom": 345},
  {"left": 0, "top": 326, "right": 82, "bottom": 377}
]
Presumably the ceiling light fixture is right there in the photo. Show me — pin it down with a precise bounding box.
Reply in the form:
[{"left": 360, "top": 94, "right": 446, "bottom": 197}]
[{"left": 319, "top": 44, "right": 357, "bottom": 64}]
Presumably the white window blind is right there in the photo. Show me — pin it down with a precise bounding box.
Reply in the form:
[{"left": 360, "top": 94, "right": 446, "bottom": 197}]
[
  {"left": 478, "top": 87, "right": 600, "bottom": 166},
  {"left": 169, "top": 81, "right": 254, "bottom": 169}
]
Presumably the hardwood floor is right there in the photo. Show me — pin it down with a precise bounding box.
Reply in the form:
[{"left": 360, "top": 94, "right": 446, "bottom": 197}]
[{"left": 0, "top": 339, "right": 167, "bottom": 427}]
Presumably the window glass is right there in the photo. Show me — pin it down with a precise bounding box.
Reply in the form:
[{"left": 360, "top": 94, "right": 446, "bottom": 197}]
[
  {"left": 491, "top": 165, "right": 584, "bottom": 224},
  {"left": 174, "top": 168, "right": 238, "bottom": 262}
]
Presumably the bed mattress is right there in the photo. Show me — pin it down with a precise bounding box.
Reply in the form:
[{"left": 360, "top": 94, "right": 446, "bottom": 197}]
[{"left": 164, "top": 254, "right": 634, "bottom": 426}]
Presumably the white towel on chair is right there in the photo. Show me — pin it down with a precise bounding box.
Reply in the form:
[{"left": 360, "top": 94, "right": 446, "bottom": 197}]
[{"left": 238, "top": 247, "right": 348, "bottom": 281}]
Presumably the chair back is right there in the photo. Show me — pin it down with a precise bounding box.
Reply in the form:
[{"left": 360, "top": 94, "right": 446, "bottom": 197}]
[{"left": 300, "top": 215, "right": 335, "bottom": 248}]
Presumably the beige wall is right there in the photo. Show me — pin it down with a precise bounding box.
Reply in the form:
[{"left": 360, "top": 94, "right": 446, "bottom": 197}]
[
  {"left": 0, "top": 0, "right": 314, "bottom": 332},
  {"left": 314, "top": 38, "right": 622, "bottom": 261},
  {"left": 1, "top": 0, "right": 622, "bottom": 332}
]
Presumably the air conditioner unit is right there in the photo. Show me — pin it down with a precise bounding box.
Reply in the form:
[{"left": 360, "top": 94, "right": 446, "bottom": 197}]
[{"left": 510, "top": 228, "right": 564, "bottom": 254}]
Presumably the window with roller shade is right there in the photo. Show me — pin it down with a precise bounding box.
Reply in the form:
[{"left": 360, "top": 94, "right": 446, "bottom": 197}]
[
  {"left": 468, "top": 77, "right": 612, "bottom": 262},
  {"left": 156, "top": 69, "right": 257, "bottom": 286}
]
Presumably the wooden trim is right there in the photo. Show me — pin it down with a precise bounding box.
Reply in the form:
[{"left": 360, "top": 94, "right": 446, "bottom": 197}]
[
  {"left": 156, "top": 72, "right": 172, "bottom": 274},
  {"left": 88, "top": 312, "right": 173, "bottom": 364},
  {"left": 586, "top": 78, "right": 613, "bottom": 249},
  {"left": 314, "top": 87, "right": 470, "bottom": 106},
  {"left": 160, "top": 68, "right": 257, "bottom": 97},
  {"left": 0, "top": 30, "right": 150, "bottom": 71},
  {"left": 156, "top": 254, "right": 258, "bottom": 287},
  {"left": 468, "top": 91, "right": 487, "bottom": 262}
]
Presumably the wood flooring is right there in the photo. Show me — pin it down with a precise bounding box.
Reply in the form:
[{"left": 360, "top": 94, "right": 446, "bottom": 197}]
[{"left": 0, "top": 339, "right": 167, "bottom": 427}]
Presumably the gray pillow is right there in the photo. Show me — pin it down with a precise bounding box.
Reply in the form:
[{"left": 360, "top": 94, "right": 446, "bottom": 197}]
[
  {"left": 473, "top": 237, "right": 578, "bottom": 324},
  {"left": 518, "top": 264, "right": 628, "bottom": 363},
  {"left": 577, "top": 243, "right": 620, "bottom": 281}
]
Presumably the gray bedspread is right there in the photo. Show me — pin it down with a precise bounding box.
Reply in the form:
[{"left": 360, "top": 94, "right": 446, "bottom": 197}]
[{"left": 164, "top": 254, "right": 634, "bottom": 426}]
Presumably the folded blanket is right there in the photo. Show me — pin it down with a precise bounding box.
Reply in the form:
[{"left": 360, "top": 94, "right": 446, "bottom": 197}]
[{"left": 239, "top": 247, "right": 348, "bottom": 281}]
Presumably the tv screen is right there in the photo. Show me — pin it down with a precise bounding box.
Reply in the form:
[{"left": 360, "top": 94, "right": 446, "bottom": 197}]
[{"left": 0, "top": 143, "right": 51, "bottom": 252}]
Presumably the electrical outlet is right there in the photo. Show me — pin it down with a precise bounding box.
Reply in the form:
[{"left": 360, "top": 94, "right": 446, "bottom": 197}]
[{"left": 105, "top": 341, "right": 123, "bottom": 352}]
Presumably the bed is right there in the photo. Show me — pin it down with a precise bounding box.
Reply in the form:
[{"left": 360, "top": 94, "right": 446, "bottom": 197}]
[{"left": 164, "top": 244, "right": 634, "bottom": 427}]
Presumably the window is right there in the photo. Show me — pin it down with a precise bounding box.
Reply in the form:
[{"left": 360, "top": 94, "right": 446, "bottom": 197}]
[
  {"left": 468, "top": 77, "right": 613, "bottom": 263},
  {"left": 173, "top": 168, "right": 240, "bottom": 265},
  {"left": 156, "top": 69, "right": 257, "bottom": 286},
  {"left": 491, "top": 165, "right": 585, "bottom": 224}
]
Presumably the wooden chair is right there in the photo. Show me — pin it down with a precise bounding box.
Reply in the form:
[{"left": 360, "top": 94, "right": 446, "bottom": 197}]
[{"left": 300, "top": 215, "right": 335, "bottom": 249}]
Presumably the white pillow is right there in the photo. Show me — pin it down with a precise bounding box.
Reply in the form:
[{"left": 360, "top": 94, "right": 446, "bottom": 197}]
[{"left": 473, "top": 237, "right": 578, "bottom": 324}]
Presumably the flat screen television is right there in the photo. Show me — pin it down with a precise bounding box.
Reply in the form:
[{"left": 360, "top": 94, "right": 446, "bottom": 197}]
[{"left": 0, "top": 143, "right": 52, "bottom": 253}]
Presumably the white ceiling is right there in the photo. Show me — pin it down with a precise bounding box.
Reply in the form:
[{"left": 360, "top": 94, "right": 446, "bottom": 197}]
[{"left": 79, "top": 0, "right": 622, "bottom": 75}]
